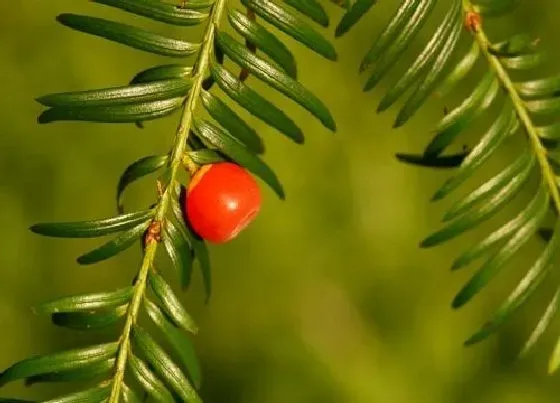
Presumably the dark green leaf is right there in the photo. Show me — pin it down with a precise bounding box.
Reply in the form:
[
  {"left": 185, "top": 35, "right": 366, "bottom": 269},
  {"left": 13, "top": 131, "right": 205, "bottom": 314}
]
[
  {"left": 52, "top": 306, "right": 127, "bottom": 330},
  {"left": 77, "top": 221, "right": 150, "bottom": 265},
  {"left": 283, "top": 0, "right": 329, "bottom": 27},
  {"left": 187, "top": 149, "right": 225, "bottom": 165},
  {"left": 144, "top": 299, "right": 202, "bottom": 388},
  {"left": 44, "top": 385, "right": 110, "bottom": 403},
  {"left": 31, "top": 210, "right": 153, "bottom": 238},
  {"left": 335, "top": 0, "right": 377, "bottom": 37},
  {"left": 395, "top": 150, "right": 468, "bottom": 169},
  {"left": 127, "top": 354, "right": 175, "bottom": 403},
  {"left": 193, "top": 118, "right": 285, "bottom": 198},
  {"left": 421, "top": 155, "right": 535, "bottom": 248},
  {"left": 241, "top": 0, "right": 337, "bottom": 60},
  {"left": 210, "top": 61, "right": 303, "bottom": 143},
  {"left": 57, "top": 14, "right": 200, "bottom": 57},
  {"left": 130, "top": 64, "right": 192, "bottom": 84},
  {"left": 216, "top": 31, "right": 336, "bottom": 131},
  {"left": 25, "top": 359, "right": 114, "bottom": 385},
  {"left": 36, "top": 287, "right": 133, "bottom": 314},
  {"left": 39, "top": 97, "right": 184, "bottom": 124},
  {"left": 93, "top": 0, "right": 209, "bottom": 26},
  {"left": 163, "top": 217, "right": 194, "bottom": 289},
  {"left": 37, "top": 79, "right": 191, "bottom": 108},
  {"left": 227, "top": 8, "right": 297, "bottom": 79},
  {"left": 200, "top": 89, "right": 264, "bottom": 154},
  {"left": 117, "top": 155, "right": 169, "bottom": 212},
  {"left": 171, "top": 190, "right": 212, "bottom": 301},
  {"left": 0, "top": 343, "right": 118, "bottom": 385},
  {"left": 131, "top": 326, "right": 200, "bottom": 402},
  {"left": 148, "top": 270, "right": 198, "bottom": 333}
]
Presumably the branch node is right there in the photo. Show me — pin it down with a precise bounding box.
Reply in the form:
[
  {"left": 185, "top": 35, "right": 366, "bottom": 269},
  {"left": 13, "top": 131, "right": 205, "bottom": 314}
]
[
  {"left": 464, "top": 10, "right": 482, "bottom": 33},
  {"left": 145, "top": 220, "right": 162, "bottom": 245}
]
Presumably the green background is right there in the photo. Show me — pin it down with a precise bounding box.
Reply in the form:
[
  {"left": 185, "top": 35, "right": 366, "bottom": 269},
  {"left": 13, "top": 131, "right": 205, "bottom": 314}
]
[{"left": 1, "top": 1, "right": 560, "bottom": 402}]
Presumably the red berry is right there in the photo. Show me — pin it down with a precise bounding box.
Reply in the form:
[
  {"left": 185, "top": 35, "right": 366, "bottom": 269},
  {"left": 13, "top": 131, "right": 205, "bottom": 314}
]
[{"left": 184, "top": 162, "right": 261, "bottom": 243}]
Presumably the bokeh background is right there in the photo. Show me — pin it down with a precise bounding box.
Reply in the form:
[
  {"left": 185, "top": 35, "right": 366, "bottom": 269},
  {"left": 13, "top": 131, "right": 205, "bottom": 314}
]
[{"left": 1, "top": 1, "right": 560, "bottom": 402}]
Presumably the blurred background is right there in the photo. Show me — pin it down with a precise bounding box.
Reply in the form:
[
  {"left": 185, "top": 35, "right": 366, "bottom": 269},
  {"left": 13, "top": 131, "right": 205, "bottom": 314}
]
[{"left": 1, "top": 1, "right": 560, "bottom": 402}]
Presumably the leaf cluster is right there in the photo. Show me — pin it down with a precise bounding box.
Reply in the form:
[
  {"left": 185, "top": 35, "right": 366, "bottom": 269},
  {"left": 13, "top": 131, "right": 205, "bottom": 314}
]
[
  {"left": 335, "top": 0, "right": 560, "bottom": 373},
  {"left": 4, "top": 1, "right": 560, "bottom": 401},
  {"left": 1, "top": 0, "right": 339, "bottom": 401}
]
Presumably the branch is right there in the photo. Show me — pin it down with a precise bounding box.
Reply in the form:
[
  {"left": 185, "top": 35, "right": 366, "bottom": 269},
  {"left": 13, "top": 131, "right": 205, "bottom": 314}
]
[
  {"left": 462, "top": 0, "right": 560, "bottom": 214},
  {"left": 108, "top": 1, "right": 227, "bottom": 401}
]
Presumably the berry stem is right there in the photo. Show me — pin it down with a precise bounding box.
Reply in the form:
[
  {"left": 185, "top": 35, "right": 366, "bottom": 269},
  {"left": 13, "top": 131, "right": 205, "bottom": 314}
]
[{"left": 107, "top": 1, "right": 227, "bottom": 401}]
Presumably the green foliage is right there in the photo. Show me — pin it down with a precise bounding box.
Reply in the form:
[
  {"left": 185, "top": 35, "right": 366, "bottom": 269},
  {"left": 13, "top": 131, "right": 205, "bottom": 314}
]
[
  {"left": 335, "top": 0, "right": 560, "bottom": 373},
  {"left": 4, "top": 1, "right": 560, "bottom": 401},
  {"left": 1, "top": 0, "right": 336, "bottom": 401}
]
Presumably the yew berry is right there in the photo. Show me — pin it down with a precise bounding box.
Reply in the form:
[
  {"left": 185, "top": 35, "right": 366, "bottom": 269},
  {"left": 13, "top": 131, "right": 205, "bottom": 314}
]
[{"left": 184, "top": 162, "right": 261, "bottom": 244}]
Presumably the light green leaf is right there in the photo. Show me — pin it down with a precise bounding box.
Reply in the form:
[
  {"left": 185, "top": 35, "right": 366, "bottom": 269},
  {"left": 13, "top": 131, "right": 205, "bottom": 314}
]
[
  {"left": 452, "top": 186, "right": 549, "bottom": 308},
  {"left": 122, "top": 383, "right": 142, "bottom": 403},
  {"left": 363, "top": 0, "right": 438, "bottom": 90}
]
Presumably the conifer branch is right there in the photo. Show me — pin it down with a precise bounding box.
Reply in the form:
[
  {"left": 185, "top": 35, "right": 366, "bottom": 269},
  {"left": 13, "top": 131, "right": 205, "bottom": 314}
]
[
  {"left": 463, "top": 0, "right": 560, "bottom": 214},
  {"left": 1, "top": 0, "right": 337, "bottom": 400}
]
